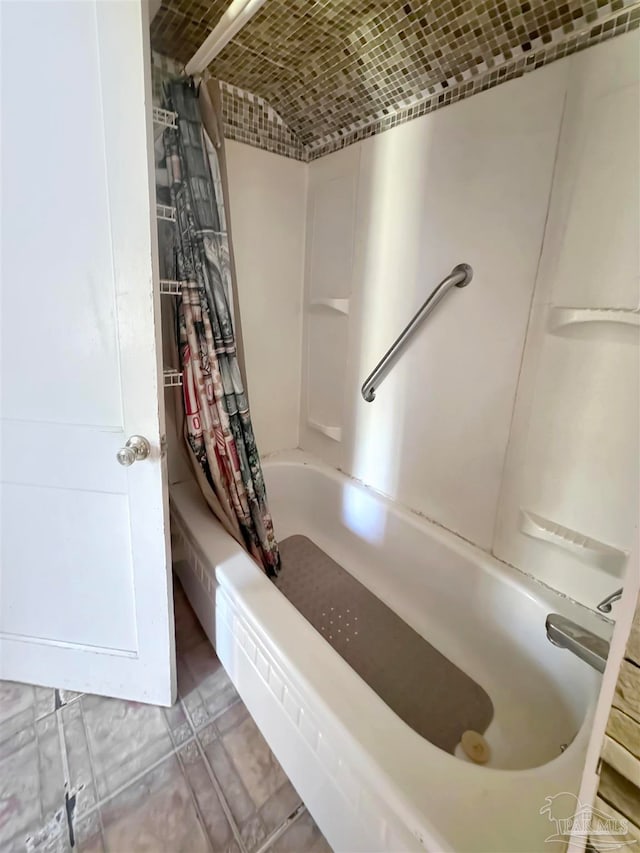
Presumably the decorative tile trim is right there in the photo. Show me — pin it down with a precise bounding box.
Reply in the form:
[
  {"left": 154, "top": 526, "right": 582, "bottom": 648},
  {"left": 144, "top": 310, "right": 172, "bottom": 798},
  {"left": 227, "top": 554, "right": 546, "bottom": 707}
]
[
  {"left": 152, "top": 6, "right": 638, "bottom": 164},
  {"left": 307, "top": 6, "right": 640, "bottom": 161},
  {"left": 151, "top": 50, "right": 306, "bottom": 161},
  {"left": 219, "top": 81, "right": 307, "bottom": 161},
  {"left": 154, "top": 0, "right": 640, "bottom": 150},
  {"left": 151, "top": 50, "right": 184, "bottom": 105}
]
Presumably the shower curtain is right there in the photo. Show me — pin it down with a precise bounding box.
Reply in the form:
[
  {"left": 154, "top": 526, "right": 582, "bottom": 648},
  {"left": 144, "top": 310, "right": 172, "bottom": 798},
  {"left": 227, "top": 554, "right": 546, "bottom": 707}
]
[{"left": 162, "top": 78, "right": 280, "bottom": 577}]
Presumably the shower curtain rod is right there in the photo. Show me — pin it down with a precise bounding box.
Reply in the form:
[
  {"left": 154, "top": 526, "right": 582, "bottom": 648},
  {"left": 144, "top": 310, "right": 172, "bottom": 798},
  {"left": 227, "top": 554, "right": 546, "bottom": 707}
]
[{"left": 185, "top": 0, "right": 269, "bottom": 75}]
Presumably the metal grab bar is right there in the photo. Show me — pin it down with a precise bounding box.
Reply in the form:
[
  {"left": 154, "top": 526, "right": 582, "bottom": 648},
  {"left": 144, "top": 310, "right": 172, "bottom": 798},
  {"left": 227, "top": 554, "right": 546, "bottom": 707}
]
[{"left": 360, "top": 263, "right": 473, "bottom": 402}]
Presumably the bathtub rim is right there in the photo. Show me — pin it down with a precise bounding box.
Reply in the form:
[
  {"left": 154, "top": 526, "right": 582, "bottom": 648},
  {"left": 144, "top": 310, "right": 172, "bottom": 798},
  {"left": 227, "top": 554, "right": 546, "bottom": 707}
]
[
  {"left": 261, "top": 449, "right": 612, "bottom": 642},
  {"left": 169, "top": 451, "right": 606, "bottom": 852}
]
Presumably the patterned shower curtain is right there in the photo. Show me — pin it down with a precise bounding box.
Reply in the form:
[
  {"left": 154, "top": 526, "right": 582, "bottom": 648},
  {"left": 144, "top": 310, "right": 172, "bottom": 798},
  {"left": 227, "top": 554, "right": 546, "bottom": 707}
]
[{"left": 162, "top": 79, "right": 280, "bottom": 577}]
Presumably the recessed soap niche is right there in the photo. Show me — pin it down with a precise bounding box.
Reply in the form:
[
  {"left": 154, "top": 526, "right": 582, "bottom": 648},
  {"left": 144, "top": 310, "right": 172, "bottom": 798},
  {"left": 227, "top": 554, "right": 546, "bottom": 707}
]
[
  {"left": 519, "top": 509, "right": 627, "bottom": 575},
  {"left": 548, "top": 306, "right": 639, "bottom": 343},
  {"left": 306, "top": 312, "right": 349, "bottom": 442},
  {"left": 304, "top": 157, "right": 358, "bottom": 443},
  {"left": 309, "top": 296, "right": 350, "bottom": 315},
  {"left": 308, "top": 176, "right": 355, "bottom": 302}
]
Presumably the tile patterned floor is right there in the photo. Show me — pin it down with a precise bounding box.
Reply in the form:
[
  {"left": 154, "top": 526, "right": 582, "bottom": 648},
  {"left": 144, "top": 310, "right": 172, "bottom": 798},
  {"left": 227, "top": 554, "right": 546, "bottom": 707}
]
[{"left": 0, "top": 581, "right": 332, "bottom": 853}]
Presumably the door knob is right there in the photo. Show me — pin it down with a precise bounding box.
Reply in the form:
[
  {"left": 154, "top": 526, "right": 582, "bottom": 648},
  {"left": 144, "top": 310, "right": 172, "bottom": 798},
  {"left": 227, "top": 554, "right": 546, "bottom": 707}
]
[{"left": 116, "top": 435, "right": 151, "bottom": 467}]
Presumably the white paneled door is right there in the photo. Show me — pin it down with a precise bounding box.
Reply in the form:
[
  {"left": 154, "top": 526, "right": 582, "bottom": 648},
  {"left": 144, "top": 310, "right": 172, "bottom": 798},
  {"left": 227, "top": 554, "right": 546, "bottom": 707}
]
[{"left": 0, "top": 1, "right": 176, "bottom": 704}]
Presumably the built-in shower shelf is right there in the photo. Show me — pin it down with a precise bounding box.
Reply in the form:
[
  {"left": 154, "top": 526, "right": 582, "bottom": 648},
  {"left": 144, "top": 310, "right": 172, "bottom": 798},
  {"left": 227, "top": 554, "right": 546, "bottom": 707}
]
[
  {"left": 152, "top": 106, "right": 177, "bottom": 129},
  {"left": 309, "top": 297, "right": 350, "bottom": 316},
  {"left": 159, "top": 279, "right": 181, "bottom": 296},
  {"left": 548, "top": 306, "right": 640, "bottom": 338},
  {"left": 307, "top": 419, "right": 342, "bottom": 442},
  {"left": 156, "top": 204, "right": 176, "bottom": 222},
  {"left": 519, "top": 509, "right": 627, "bottom": 574},
  {"left": 163, "top": 368, "right": 182, "bottom": 388}
]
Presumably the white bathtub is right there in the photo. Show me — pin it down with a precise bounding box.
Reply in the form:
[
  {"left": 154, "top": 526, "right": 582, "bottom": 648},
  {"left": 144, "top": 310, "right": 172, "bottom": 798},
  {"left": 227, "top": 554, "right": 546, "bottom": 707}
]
[{"left": 170, "top": 450, "right": 606, "bottom": 852}]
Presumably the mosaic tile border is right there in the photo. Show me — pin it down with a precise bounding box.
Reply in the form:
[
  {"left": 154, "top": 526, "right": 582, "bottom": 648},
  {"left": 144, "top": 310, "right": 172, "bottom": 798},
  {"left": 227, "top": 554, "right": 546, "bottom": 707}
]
[
  {"left": 200, "top": 0, "right": 639, "bottom": 149},
  {"left": 153, "top": 7, "right": 638, "bottom": 164},
  {"left": 220, "top": 81, "right": 307, "bottom": 161},
  {"left": 151, "top": 50, "right": 183, "bottom": 105},
  {"left": 307, "top": 5, "right": 640, "bottom": 160},
  {"left": 151, "top": 51, "right": 306, "bottom": 161},
  {"left": 153, "top": 0, "right": 638, "bottom": 147}
]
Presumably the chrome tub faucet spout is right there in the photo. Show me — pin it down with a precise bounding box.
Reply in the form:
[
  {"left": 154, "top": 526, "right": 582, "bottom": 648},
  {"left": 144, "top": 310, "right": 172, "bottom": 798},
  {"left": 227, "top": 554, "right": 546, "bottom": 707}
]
[{"left": 545, "top": 614, "right": 609, "bottom": 674}]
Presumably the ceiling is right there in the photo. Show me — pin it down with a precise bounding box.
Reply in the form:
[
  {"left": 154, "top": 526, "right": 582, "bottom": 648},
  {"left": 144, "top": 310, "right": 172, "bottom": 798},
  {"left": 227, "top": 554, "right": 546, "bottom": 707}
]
[{"left": 151, "top": 0, "right": 636, "bottom": 149}]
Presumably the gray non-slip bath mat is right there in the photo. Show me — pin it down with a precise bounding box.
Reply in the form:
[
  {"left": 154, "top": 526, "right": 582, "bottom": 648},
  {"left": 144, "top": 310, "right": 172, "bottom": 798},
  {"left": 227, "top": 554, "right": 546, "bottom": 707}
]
[{"left": 275, "top": 535, "right": 493, "bottom": 753}]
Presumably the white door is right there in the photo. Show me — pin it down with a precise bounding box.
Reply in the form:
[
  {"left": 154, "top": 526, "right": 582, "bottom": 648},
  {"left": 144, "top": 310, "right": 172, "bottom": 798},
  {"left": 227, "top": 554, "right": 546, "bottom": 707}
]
[{"left": 0, "top": 0, "right": 176, "bottom": 705}]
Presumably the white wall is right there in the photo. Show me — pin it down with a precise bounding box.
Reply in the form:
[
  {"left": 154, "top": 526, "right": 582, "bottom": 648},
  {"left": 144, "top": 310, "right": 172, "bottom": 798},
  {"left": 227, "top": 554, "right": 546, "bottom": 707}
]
[
  {"left": 299, "top": 59, "right": 569, "bottom": 551},
  {"left": 494, "top": 32, "right": 640, "bottom": 610},
  {"left": 225, "top": 141, "right": 307, "bottom": 455}
]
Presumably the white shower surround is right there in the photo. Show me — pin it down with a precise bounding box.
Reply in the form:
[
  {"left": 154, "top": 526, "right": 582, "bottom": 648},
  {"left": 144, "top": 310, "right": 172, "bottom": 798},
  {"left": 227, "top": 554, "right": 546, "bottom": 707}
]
[
  {"left": 168, "top": 33, "right": 640, "bottom": 617},
  {"left": 161, "top": 29, "right": 639, "bottom": 853},
  {"left": 170, "top": 452, "right": 605, "bottom": 853}
]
